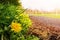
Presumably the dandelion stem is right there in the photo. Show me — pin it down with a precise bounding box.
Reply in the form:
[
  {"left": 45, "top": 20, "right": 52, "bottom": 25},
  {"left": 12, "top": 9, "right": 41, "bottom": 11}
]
[{"left": 1, "top": 34, "right": 3, "bottom": 40}]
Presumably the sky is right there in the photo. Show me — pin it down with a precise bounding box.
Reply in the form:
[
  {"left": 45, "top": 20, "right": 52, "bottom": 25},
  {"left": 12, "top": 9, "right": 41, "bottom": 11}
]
[{"left": 21, "top": 0, "right": 60, "bottom": 11}]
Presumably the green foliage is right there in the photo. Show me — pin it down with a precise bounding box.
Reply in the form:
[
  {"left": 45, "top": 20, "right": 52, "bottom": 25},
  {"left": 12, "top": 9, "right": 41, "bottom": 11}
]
[
  {"left": 14, "top": 35, "right": 39, "bottom": 40},
  {"left": 0, "top": 4, "right": 17, "bottom": 25},
  {"left": 0, "top": 3, "right": 18, "bottom": 40},
  {"left": 0, "top": 0, "right": 20, "bottom": 5},
  {"left": 14, "top": 13, "right": 32, "bottom": 35},
  {"left": 0, "top": 0, "right": 39, "bottom": 40},
  {"left": 15, "top": 14, "right": 32, "bottom": 27},
  {"left": 26, "top": 35, "right": 39, "bottom": 40}
]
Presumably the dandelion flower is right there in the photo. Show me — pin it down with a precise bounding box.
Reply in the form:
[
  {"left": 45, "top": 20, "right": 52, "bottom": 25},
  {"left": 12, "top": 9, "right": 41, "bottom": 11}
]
[{"left": 10, "top": 22, "right": 22, "bottom": 32}]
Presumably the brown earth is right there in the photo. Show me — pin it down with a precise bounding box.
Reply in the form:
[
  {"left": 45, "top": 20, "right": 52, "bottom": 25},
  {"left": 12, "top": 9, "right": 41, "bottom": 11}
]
[{"left": 28, "top": 16, "right": 60, "bottom": 40}]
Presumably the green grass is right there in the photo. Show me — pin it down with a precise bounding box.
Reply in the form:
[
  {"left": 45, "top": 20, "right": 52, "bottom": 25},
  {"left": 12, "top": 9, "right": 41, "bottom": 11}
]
[{"left": 29, "top": 14, "right": 60, "bottom": 18}]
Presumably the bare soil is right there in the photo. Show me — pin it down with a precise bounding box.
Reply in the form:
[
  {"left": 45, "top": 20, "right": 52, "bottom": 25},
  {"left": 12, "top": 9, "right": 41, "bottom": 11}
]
[{"left": 28, "top": 16, "right": 60, "bottom": 40}]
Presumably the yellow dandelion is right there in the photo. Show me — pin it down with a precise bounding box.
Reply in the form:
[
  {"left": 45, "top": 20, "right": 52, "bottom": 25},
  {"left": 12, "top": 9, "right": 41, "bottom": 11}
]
[{"left": 10, "top": 22, "right": 22, "bottom": 32}]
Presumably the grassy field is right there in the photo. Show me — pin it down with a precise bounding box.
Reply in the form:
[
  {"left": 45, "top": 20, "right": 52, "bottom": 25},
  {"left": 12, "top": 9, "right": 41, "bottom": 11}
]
[{"left": 29, "top": 14, "right": 60, "bottom": 18}]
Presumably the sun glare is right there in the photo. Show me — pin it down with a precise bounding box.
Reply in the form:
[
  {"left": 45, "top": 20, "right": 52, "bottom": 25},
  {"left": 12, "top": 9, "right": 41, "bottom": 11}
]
[{"left": 21, "top": 0, "right": 60, "bottom": 11}]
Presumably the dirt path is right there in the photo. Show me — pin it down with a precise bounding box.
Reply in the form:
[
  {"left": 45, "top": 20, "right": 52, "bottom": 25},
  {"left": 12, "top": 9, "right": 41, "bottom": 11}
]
[
  {"left": 29, "top": 16, "right": 60, "bottom": 40},
  {"left": 30, "top": 16, "right": 60, "bottom": 27}
]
